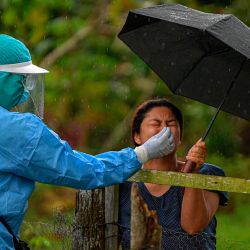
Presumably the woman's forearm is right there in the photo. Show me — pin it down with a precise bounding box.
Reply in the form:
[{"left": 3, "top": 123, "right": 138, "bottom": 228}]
[{"left": 180, "top": 188, "right": 219, "bottom": 234}]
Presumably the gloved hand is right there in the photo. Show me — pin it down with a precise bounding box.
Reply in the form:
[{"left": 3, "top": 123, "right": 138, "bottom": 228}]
[{"left": 134, "top": 127, "right": 175, "bottom": 164}]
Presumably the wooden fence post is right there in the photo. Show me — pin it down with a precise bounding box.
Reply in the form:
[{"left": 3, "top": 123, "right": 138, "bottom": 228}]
[
  {"left": 73, "top": 188, "right": 105, "bottom": 250},
  {"left": 73, "top": 186, "right": 119, "bottom": 250},
  {"left": 105, "top": 185, "right": 119, "bottom": 249},
  {"left": 131, "top": 183, "right": 162, "bottom": 250}
]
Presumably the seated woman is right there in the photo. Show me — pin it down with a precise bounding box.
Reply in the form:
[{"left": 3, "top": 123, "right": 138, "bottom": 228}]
[{"left": 118, "top": 98, "right": 228, "bottom": 250}]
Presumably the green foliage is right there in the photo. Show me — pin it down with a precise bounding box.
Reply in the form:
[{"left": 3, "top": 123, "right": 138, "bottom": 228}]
[{"left": 21, "top": 210, "right": 74, "bottom": 250}]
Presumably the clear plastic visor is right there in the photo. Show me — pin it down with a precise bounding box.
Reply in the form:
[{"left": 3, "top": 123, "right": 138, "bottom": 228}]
[{"left": 18, "top": 74, "right": 44, "bottom": 119}]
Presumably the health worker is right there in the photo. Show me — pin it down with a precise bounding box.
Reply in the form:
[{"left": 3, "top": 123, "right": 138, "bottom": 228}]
[{"left": 0, "top": 34, "right": 175, "bottom": 249}]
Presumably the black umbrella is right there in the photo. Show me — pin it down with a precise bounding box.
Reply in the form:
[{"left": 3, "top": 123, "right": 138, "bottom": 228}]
[{"left": 118, "top": 4, "right": 250, "bottom": 172}]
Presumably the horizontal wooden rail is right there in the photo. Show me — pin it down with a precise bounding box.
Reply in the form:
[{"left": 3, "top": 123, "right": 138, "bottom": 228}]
[{"left": 128, "top": 169, "right": 250, "bottom": 194}]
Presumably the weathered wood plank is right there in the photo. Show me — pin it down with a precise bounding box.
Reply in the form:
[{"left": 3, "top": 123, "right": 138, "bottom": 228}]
[{"left": 128, "top": 169, "right": 250, "bottom": 194}]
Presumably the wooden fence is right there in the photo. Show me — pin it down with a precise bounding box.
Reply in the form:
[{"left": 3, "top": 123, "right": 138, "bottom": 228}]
[{"left": 72, "top": 169, "right": 250, "bottom": 249}]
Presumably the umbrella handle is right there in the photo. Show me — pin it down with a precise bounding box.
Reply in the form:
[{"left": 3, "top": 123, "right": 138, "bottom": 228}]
[{"left": 181, "top": 160, "right": 196, "bottom": 173}]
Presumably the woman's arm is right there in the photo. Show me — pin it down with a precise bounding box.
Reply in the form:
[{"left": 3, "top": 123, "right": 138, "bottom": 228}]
[
  {"left": 180, "top": 139, "right": 220, "bottom": 234},
  {"left": 181, "top": 187, "right": 219, "bottom": 234}
]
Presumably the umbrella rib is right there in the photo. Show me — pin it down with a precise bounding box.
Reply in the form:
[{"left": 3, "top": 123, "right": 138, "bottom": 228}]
[
  {"left": 173, "top": 47, "right": 232, "bottom": 93},
  {"left": 173, "top": 53, "right": 207, "bottom": 93},
  {"left": 118, "top": 17, "right": 160, "bottom": 36}
]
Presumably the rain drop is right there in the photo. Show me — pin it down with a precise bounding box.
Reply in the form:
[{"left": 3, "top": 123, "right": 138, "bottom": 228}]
[
  {"left": 161, "top": 42, "right": 166, "bottom": 50},
  {"left": 147, "top": 18, "right": 151, "bottom": 23},
  {"left": 238, "top": 103, "right": 241, "bottom": 108}
]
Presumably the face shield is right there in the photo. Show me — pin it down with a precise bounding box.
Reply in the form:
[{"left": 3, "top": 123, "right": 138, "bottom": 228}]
[
  {"left": 0, "top": 61, "right": 48, "bottom": 119},
  {"left": 17, "top": 74, "right": 45, "bottom": 119}
]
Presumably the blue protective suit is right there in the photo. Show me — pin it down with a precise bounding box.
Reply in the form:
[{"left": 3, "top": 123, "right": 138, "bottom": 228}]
[{"left": 0, "top": 106, "right": 140, "bottom": 249}]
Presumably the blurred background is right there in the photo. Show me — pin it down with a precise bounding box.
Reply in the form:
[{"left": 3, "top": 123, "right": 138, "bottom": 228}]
[{"left": 1, "top": 0, "right": 249, "bottom": 249}]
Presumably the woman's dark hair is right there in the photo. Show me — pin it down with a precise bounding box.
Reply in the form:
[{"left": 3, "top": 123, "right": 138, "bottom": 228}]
[{"left": 131, "top": 98, "right": 183, "bottom": 146}]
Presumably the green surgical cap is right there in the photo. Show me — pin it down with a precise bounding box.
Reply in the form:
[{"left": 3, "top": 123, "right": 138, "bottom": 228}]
[{"left": 0, "top": 34, "right": 31, "bottom": 65}]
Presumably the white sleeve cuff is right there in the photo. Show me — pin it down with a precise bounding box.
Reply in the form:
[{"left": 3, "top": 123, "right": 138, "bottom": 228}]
[{"left": 134, "top": 145, "right": 148, "bottom": 164}]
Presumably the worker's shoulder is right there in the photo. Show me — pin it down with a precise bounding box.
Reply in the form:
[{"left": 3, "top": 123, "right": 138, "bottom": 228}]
[
  {"left": 0, "top": 107, "right": 40, "bottom": 122},
  {"left": 0, "top": 107, "right": 45, "bottom": 134}
]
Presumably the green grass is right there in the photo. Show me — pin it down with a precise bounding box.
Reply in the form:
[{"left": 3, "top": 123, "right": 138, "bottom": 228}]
[
  {"left": 216, "top": 200, "right": 250, "bottom": 250},
  {"left": 21, "top": 212, "right": 74, "bottom": 250}
]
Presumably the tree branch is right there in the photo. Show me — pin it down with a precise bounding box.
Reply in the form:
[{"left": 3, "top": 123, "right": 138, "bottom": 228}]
[{"left": 40, "top": 26, "right": 92, "bottom": 68}]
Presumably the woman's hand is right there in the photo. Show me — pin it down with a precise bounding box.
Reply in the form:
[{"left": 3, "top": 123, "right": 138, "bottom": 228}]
[{"left": 186, "top": 139, "right": 206, "bottom": 171}]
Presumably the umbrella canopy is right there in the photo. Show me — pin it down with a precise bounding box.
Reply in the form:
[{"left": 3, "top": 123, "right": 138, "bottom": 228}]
[{"left": 118, "top": 4, "right": 250, "bottom": 124}]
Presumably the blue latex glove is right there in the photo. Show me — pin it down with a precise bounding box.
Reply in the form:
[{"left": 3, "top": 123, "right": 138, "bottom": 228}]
[{"left": 134, "top": 127, "right": 175, "bottom": 163}]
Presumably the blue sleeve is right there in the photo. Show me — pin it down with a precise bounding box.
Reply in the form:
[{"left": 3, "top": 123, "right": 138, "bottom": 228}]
[
  {"left": 0, "top": 110, "right": 141, "bottom": 189},
  {"left": 199, "top": 163, "right": 229, "bottom": 206}
]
